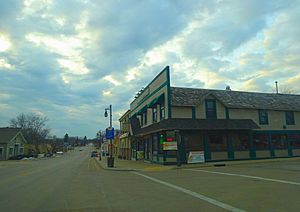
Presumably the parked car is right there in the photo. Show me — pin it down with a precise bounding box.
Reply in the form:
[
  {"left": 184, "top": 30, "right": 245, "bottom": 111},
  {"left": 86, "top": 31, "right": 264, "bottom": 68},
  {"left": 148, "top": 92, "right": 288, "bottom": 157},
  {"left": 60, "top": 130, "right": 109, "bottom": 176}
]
[
  {"left": 91, "top": 151, "right": 98, "bottom": 157},
  {"left": 9, "top": 155, "right": 25, "bottom": 160}
]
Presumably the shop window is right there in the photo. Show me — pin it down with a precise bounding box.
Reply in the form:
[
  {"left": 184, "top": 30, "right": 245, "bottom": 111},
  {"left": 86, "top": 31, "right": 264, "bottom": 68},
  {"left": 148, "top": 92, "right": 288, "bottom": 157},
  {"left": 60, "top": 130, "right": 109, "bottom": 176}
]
[
  {"left": 289, "top": 133, "right": 300, "bottom": 149},
  {"left": 152, "top": 134, "right": 158, "bottom": 154},
  {"left": 208, "top": 134, "right": 227, "bottom": 151},
  {"left": 9, "top": 147, "right": 13, "bottom": 155},
  {"left": 205, "top": 99, "right": 217, "bottom": 119},
  {"left": 153, "top": 107, "right": 157, "bottom": 123},
  {"left": 231, "top": 134, "right": 249, "bottom": 151},
  {"left": 160, "top": 106, "right": 165, "bottom": 120},
  {"left": 253, "top": 134, "right": 269, "bottom": 150},
  {"left": 184, "top": 133, "right": 203, "bottom": 152},
  {"left": 258, "top": 110, "right": 268, "bottom": 125},
  {"left": 0, "top": 147, "right": 3, "bottom": 157},
  {"left": 285, "top": 111, "right": 295, "bottom": 125},
  {"left": 271, "top": 134, "right": 287, "bottom": 149}
]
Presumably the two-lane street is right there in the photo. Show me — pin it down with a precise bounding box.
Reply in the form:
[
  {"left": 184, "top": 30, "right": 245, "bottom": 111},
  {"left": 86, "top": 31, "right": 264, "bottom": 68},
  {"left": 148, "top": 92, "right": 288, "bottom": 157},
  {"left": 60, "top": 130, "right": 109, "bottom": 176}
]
[{"left": 1, "top": 148, "right": 300, "bottom": 212}]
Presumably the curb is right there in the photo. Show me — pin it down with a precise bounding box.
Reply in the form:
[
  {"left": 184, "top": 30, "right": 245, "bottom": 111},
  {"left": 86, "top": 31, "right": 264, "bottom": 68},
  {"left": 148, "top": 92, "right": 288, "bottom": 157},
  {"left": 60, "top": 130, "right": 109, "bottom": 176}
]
[
  {"left": 94, "top": 158, "right": 140, "bottom": 171},
  {"left": 93, "top": 156, "right": 300, "bottom": 172}
]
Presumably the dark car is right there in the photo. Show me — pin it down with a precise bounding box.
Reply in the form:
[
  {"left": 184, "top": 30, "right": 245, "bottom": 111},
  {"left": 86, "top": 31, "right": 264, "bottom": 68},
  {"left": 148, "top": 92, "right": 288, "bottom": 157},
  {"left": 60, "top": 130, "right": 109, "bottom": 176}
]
[
  {"left": 9, "top": 155, "right": 25, "bottom": 160},
  {"left": 91, "top": 151, "right": 98, "bottom": 157}
]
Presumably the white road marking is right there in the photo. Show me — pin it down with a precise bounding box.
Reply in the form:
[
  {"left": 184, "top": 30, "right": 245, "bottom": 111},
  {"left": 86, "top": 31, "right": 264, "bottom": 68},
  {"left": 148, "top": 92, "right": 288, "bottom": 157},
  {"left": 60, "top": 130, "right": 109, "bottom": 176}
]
[
  {"left": 132, "top": 171, "right": 245, "bottom": 212},
  {"left": 185, "top": 169, "right": 300, "bottom": 186}
]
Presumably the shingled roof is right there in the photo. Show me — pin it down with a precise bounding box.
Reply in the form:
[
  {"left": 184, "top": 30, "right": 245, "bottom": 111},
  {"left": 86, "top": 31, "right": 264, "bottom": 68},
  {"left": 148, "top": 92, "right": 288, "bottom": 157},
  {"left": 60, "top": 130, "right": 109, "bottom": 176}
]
[
  {"left": 171, "top": 87, "right": 300, "bottom": 111},
  {"left": 0, "top": 127, "right": 22, "bottom": 144}
]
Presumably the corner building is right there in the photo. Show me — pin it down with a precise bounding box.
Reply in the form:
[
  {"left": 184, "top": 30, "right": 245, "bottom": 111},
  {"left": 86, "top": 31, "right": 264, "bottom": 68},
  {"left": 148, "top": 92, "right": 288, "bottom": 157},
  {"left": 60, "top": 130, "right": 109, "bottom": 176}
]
[{"left": 129, "top": 66, "right": 300, "bottom": 164}]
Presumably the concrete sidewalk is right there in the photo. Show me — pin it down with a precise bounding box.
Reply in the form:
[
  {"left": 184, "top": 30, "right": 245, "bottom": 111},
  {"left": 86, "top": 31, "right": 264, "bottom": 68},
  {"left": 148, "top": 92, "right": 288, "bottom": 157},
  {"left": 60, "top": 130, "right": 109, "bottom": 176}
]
[{"left": 94, "top": 156, "right": 300, "bottom": 172}]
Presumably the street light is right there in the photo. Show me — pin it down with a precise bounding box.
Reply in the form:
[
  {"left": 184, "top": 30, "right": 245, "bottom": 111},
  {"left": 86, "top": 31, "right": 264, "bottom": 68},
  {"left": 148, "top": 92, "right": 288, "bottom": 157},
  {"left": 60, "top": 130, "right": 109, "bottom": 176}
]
[{"left": 104, "top": 104, "right": 114, "bottom": 167}]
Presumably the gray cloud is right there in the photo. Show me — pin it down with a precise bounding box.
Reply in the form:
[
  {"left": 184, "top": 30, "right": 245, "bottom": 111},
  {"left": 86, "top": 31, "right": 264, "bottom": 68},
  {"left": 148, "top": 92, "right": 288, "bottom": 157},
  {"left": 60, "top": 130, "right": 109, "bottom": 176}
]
[{"left": 1, "top": 0, "right": 300, "bottom": 138}]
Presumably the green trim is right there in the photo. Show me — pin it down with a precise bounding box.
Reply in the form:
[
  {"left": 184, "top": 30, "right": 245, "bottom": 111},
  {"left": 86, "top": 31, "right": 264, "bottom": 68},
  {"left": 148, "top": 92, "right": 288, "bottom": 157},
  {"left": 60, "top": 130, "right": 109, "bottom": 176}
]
[
  {"left": 147, "top": 96, "right": 160, "bottom": 108},
  {"left": 268, "top": 133, "right": 275, "bottom": 157},
  {"left": 192, "top": 107, "right": 196, "bottom": 119},
  {"left": 204, "top": 134, "right": 211, "bottom": 161},
  {"left": 253, "top": 130, "right": 300, "bottom": 134},
  {"left": 166, "top": 66, "right": 172, "bottom": 118},
  {"left": 131, "top": 82, "right": 167, "bottom": 115},
  {"left": 249, "top": 131, "right": 256, "bottom": 158},
  {"left": 130, "top": 66, "right": 169, "bottom": 107}
]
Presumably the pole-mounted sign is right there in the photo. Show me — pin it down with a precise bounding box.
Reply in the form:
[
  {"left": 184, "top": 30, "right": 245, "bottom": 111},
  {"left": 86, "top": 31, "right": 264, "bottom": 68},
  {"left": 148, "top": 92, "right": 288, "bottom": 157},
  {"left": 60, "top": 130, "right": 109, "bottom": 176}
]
[{"left": 106, "top": 127, "right": 114, "bottom": 140}]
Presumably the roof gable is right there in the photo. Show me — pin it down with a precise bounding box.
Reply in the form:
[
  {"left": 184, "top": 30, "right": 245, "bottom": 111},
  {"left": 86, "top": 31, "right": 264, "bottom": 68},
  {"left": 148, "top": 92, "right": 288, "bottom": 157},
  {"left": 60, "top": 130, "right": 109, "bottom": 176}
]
[{"left": 0, "top": 127, "right": 22, "bottom": 144}]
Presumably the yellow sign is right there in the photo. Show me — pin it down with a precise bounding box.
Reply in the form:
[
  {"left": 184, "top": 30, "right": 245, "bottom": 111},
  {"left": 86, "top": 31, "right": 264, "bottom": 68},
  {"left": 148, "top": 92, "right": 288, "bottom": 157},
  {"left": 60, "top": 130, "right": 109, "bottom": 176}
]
[{"left": 163, "top": 142, "right": 177, "bottom": 150}]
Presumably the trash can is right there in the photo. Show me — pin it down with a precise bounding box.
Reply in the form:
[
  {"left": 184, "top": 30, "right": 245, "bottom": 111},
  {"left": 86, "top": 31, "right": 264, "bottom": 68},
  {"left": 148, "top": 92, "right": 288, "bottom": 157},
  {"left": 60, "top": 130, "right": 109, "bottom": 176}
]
[{"left": 107, "top": 157, "right": 114, "bottom": 167}]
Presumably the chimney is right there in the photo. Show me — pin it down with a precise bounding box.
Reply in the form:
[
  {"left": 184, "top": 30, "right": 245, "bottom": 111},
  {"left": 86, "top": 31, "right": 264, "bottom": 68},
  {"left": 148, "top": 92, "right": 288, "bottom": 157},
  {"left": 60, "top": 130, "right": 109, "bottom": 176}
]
[
  {"left": 275, "top": 81, "right": 278, "bottom": 94},
  {"left": 225, "top": 85, "right": 231, "bottom": 91}
]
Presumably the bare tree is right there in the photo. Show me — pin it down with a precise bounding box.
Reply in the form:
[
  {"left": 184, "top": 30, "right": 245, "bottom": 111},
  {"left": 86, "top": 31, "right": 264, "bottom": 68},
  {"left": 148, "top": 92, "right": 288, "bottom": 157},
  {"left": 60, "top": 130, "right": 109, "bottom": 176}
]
[
  {"left": 10, "top": 113, "right": 51, "bottom": 153},
  {"left": 280, "top": 86, "right": 295, "bottom": 94}
]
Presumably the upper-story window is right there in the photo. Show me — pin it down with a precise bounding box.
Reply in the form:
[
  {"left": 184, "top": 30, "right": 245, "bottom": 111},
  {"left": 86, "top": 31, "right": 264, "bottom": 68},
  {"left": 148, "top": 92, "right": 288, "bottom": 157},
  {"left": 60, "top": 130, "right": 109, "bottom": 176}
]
[
  {"left": 259, "top": 110, "right": 268, "bottom": 125},
  {"left": 160, "top": 105, "right": 165, "bottom": 120},
  {"left": 143, "top": 111, "right": 147, "bottom": 125},
  {"left": 205, "top": 99, "right": 217, "bottom": 119},
  {"left": 140, "top": 114, "right": 144, "bottom": 126},
  {"left": 285, "top": 111, "right": 295, "bottom": 125},
  {"left": 153, "top": 107, "right": 157, "bottom": 123}
]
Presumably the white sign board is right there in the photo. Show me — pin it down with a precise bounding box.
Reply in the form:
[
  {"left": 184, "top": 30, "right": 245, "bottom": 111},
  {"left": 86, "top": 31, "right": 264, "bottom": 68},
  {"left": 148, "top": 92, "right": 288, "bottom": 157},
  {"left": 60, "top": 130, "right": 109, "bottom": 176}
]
[
  {"left": 187, "top": 151, "right": 205, "bottom": 164},
  {"left": 163, "top": 142, "right": 177, "bottom": 150}
]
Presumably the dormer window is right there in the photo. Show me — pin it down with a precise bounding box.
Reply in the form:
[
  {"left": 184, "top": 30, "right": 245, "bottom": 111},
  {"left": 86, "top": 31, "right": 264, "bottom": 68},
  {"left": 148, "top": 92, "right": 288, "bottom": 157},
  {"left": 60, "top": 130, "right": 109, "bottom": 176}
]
[{"left": 205, "top": 99, "right": 217, "bottom": 119}]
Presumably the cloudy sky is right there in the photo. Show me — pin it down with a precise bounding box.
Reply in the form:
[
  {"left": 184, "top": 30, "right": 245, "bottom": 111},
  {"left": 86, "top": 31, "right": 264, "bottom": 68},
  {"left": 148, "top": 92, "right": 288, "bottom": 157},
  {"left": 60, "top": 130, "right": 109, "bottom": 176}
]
[{"left": 0, "top": 0, "right": 300, "bottom": 138}]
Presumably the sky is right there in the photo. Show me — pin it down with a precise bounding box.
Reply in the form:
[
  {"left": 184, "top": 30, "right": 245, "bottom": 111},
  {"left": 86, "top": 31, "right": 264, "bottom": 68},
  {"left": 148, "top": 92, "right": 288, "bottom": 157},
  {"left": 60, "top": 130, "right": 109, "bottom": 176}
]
[{"left": 1, "top": 0, "right": 300, "bottom": 138}]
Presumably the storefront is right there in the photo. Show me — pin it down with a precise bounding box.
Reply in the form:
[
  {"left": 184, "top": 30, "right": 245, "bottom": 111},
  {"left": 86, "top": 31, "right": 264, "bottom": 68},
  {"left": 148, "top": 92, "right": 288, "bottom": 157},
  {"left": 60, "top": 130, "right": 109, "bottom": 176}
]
[{"left": 132, "top": 122, "right": 300, "bottom": 165}]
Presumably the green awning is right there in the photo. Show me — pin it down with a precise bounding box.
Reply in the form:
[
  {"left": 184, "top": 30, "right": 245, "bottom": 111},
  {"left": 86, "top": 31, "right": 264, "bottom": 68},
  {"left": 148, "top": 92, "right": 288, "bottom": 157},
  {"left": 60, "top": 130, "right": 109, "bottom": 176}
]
[
  {"left": 147, "top": 97, "right": 159, "bottom": 108},
  {"left": 137, "top": 105, "right": 147, "bottom": 114}
]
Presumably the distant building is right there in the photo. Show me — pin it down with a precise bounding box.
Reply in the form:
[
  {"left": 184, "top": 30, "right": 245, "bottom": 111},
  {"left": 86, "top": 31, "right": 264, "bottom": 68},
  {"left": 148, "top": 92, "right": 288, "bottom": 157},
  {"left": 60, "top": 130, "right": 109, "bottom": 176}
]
[
  {"left": 118, "top": 110, "right": 131, "bottom": 160},
  {"left": 129, "top": 66, "right": 300, "bottom": 164},
  {"left": 0, "top": 127, "right": 27, "bottom": 160}
]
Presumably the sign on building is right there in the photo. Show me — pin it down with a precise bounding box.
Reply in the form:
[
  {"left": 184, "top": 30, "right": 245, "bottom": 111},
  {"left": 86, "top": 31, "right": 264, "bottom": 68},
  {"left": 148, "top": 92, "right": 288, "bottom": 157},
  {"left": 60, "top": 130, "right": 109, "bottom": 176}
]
[
  {"left": 187, "top": 151, "right": 205, "bottom": 163},
  {"left": 163, "top": 142, "right": 178, "bottom": 150}
]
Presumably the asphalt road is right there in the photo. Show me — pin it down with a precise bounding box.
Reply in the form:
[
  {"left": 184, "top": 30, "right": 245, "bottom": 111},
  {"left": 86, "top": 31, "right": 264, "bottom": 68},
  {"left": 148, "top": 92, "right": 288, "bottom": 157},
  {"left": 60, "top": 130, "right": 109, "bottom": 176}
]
[{"left": 0, "top": 148, "right": 300, "bottom": 212}]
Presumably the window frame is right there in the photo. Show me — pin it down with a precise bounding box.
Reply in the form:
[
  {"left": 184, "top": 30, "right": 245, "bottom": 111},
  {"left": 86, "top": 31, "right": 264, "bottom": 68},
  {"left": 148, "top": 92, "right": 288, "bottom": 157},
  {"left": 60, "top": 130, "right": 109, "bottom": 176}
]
[
  {"left": 153, "top": 107, "right": 157, "bottom": 123},
  {"left": 258, "top": 110, "right": 269, "bottom": 125},
  {"left": 144, "top": 111, "right": 147, "bottom": 125},
  {"left": 205, "top": 99, "right": 217, "bottom": 119},
  {"left": 285, "top": 111, "right": 295, "bottom": 125},
  {"left": 160, "top": 105, "right": 165, "bottom": 120},
  {"left": 9, "top": 147, "right": 13, "bottom": 155}
]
